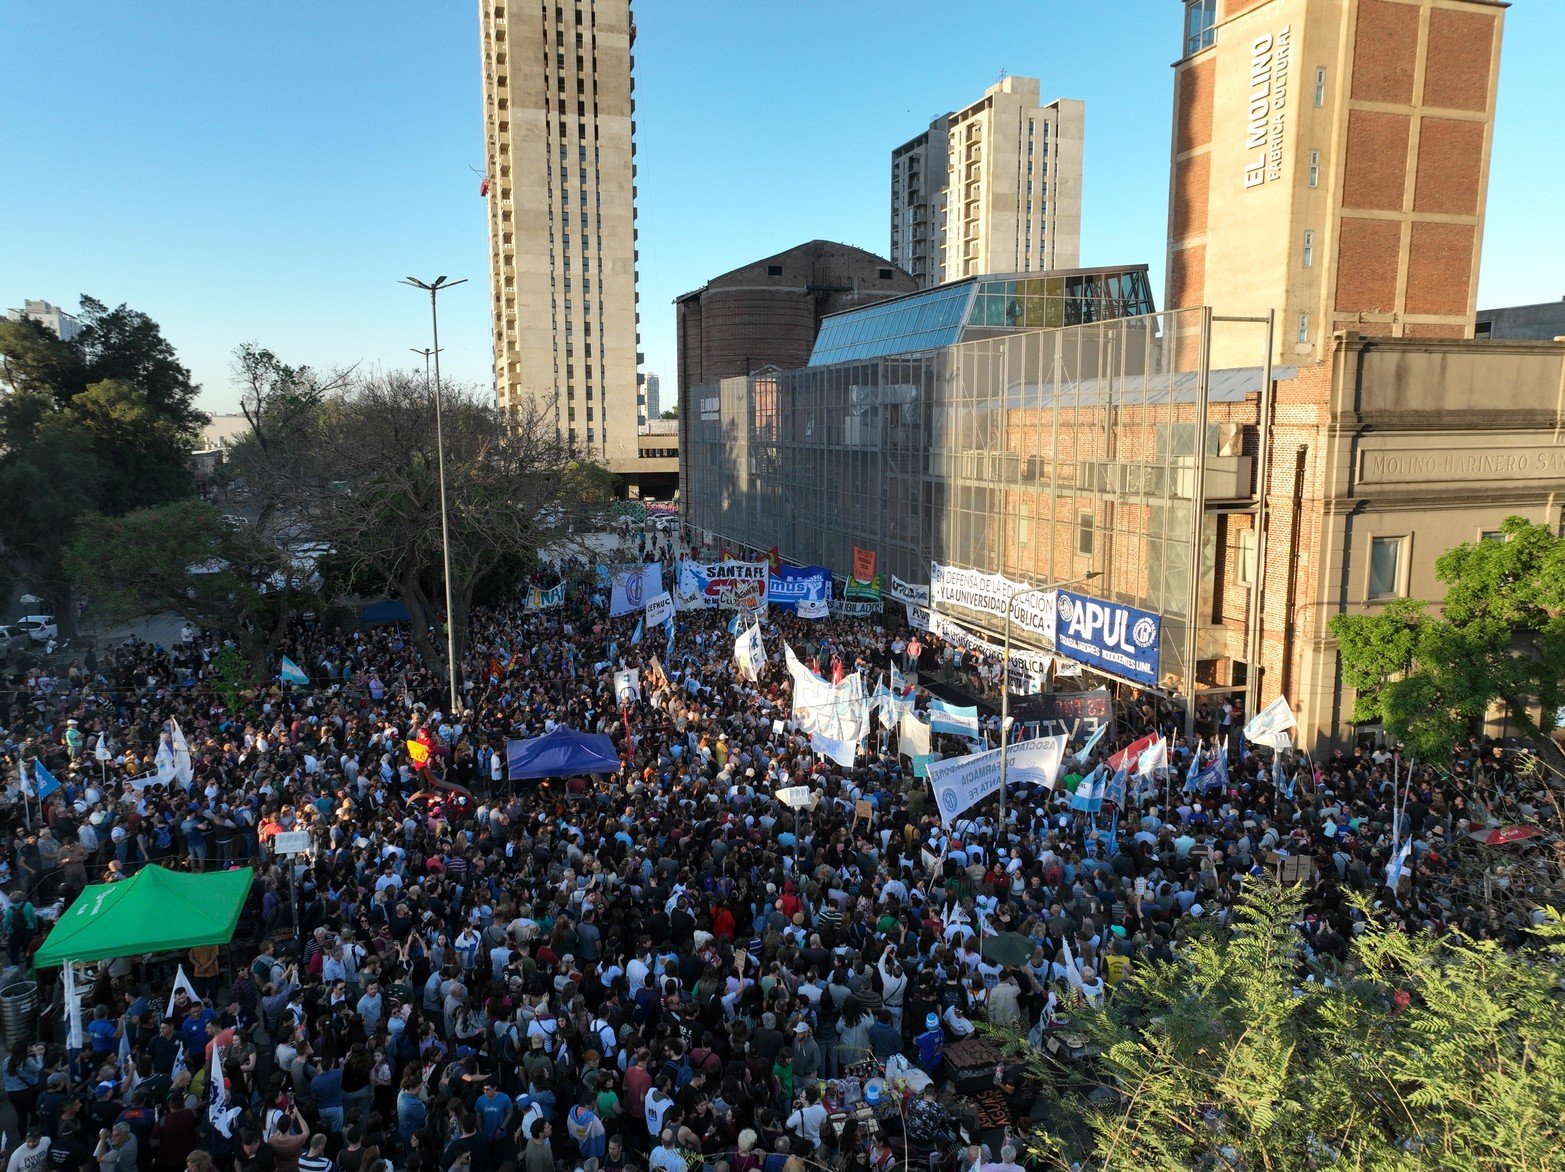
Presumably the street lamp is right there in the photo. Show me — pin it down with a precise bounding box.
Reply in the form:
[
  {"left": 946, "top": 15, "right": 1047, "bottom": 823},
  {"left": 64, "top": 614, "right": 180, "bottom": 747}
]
[
  {"left": 997, "top": 571, "right": 1102, "bottom": 838},
  {"left": 401, "top": 276, "right": 467, "bottom": 718}
]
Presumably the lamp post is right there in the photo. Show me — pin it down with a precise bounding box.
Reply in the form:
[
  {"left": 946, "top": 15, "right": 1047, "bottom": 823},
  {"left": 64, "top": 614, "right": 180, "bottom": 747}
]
[
  {"left": 401, "top": 276, "right": 467, "bottom": 718},
  {"left": 998, "top": 572, "right": 1102, "bottom": 839}
]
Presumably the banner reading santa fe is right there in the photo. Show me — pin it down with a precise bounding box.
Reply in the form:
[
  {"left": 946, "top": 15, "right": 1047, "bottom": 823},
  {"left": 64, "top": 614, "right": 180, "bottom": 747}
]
[{"left": 927, "top": 735, "right": 1068, "bottom": 824}]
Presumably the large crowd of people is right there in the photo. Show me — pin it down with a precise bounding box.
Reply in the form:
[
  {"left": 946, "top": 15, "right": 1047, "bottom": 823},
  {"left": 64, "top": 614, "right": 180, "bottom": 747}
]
[{"left": 0, "top": 524, "right": 1556, "bottom": 1172}]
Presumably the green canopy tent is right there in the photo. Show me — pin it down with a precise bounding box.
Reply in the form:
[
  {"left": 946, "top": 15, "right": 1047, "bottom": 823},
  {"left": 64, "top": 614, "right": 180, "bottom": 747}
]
[{"left": 34, "top": 864, "right": 254, "bottom": 967}]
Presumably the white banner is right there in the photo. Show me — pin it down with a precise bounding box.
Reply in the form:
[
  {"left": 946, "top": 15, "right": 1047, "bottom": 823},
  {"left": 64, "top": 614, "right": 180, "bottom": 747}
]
[
  {"left": 644, "top": 591, "right": 674, "bottom": 629},
  {"left": 611, "top": 564, "right": 663, "bottom": 618},
  {"left": 899, "top": 711, "right": 931, "bottom": 759},
  {"left": 928, "top": 611, "right": 1052, "bottom": 674},
  {"left": 829, "top": 598, "right": 880, "bottom": 617},
  {"left": 906, "top": 604, "right": 931, "bottom": 631},
  {"left": 926, "top": 735, "right": 1068, "bottom": 824},
  {"left": 1244, "top": 695, "right": 1297, "bottom": 744},
  {"left": 798, "top": 598, "right": 829, "bottom": 620},
  {"left": 930, "top": 563, "right": 1057, "bottom": 643},
  {"left": 613, "top": 669, "right": 641, "bottom": 704},
  {"left": 889, "top": 575, "right": 930, "bottom": 607},
  {"left": 735, "top": 624, "right": 766, "bottom": 682},
  {"left": 786, "top": 645, "right": 869, "bottom": 752},
  {"left": 810, "top": 732, "right": 858, "bottom": 768}
]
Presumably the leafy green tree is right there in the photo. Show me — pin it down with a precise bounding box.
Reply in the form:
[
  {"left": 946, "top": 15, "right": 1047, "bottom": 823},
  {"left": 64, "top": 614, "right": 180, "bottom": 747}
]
[
  {"left": 0, "top": 317, "right": 84, "bottom": 401},
  {"left": 1009, "top": 881, "right": 1565, "bottom": 1169},
  {"left": 0, "top": 298, "right": 207, "bottom": 613},
  {"left": 1330, "top": 517, "right": 1565, "bottom": 762},
  {"left": 66, "top": 499, "right": 304, "bottom": 667},
  {"left": 73, "top": 296, "right": 206, "bottom": 432}
]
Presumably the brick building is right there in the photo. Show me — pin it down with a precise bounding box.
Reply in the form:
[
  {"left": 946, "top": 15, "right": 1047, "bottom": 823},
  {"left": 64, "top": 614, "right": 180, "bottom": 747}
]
[
  {"left": 673, "top": 241, "right": 916, "bottom": 400},
  {"left": 1169, "top": 0, "right": 1505, "bottom": 368}
]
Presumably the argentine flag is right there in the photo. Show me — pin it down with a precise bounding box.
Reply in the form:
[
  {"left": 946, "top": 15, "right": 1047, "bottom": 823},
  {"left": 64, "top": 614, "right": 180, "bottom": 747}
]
[{"left": 280, "top": 655, "right": 309, "bottom": 686}]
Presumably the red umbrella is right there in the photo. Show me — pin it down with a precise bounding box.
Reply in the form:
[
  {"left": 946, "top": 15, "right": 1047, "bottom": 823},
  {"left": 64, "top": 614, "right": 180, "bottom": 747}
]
[{"left": 1470, "top": 824, "right": 1542, "bottom": 847}]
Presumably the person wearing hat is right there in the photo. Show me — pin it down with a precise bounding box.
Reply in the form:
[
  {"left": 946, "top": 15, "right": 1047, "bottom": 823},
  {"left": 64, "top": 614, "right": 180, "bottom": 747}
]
[
  {"left": 913, "top": 1013, "right": 944, "bottom": 1074},
  {"left": 8, "top": 1123, "right": 50, "bottom": 1172}
]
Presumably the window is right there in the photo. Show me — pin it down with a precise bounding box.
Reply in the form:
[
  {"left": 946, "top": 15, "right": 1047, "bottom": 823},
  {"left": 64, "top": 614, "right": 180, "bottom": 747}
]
[
  {"left": 1237, "top": 528, "right": 1257, "bottom": 587},
  {"left": 1184, "top": 0, "right": 1216, "bottom": 55},
  {"left": 767, "top": 264, "right": 783, "bottom": 276},
  {"left": 1314, "top": 68, "right": 1327, "bottom": 106},
  {"left": 1302, "top": 229, "right": 1315, "bottom": 268},
  {"left": 1308, "top": 150, "right": 1320, "bottom": 187},
  {"left": 1481, "top": 529, "right": 1508, "bottom": 542},
  {"left": 1297, "top": 312, "right": 1310, "bottom": 344},
  {"left": 1369, "top": 536, "right": 1405, "bottom": 599},
  {"left": 1076, "top": 509, "right": 1095, "bottom": 556}
]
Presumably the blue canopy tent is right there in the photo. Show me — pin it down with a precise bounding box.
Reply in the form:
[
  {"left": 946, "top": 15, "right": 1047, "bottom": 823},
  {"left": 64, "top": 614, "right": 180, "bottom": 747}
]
[
  {"left": 507, "top": 725, "right": 622, "bottom": 780},
  {"left": 359, "top": 599, "right": 411, "bottom": 626}
]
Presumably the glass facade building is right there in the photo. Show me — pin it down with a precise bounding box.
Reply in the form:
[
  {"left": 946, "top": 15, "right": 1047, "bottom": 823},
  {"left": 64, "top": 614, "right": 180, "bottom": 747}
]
[
  {"left": 685, "top": 303, "right": 1279, "bottom": 698},
  {"left": 808, "top": 267, "right": 1157, "bottom": 366}
]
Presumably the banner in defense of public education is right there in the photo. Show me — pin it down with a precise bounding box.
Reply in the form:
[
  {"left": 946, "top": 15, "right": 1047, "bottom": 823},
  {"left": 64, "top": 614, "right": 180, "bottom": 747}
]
[
  {"left": 929, "top": 563, "right": 1057, "bottom": 643},
  {"left": 1053, "top": 589, "right": 1162, "bottom": 687},
  {"left": 767, "top": 565, "right": 830, "bottom": 610},
  {"left": 610, "top": 563, "right": 663, "bottom": 617},
  {"left": 1006, "top": 687, "right": 1115, "bottom": 741},
  {"left": 927, "top": 735, "right": 1068, "bottom": 824},
  {"left": 928, "top": 611, "right": 1051, "bottom": 676},
  {"left": 889, "top": 575, "right": 930, "bottom": 607}
]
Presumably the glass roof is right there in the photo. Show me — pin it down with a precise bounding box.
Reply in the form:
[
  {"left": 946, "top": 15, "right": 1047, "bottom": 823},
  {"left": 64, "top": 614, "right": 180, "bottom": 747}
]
[
  {"left": 808, "top": 281, "right": 975, "bottom": 366},
  {"left": 808, "top": 266, "right": 1155, "bottom": 367}
]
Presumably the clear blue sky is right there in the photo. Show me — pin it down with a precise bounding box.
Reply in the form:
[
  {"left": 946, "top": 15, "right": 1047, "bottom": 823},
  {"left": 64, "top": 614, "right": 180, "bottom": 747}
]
[{"left": 4, "top": 1, "right": 1560, "bottom": 416}]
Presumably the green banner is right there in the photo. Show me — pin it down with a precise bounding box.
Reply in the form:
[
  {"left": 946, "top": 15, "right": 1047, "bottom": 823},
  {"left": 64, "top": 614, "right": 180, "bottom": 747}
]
[{"left": 845, "top": 573, "right": 882, "bottom": 601}]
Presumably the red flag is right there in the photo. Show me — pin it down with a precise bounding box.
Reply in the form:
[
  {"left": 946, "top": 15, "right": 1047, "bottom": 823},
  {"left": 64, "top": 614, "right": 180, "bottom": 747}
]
[
  {"left": 767, "top": 546, "right": 780, "bottom": 574},
  {"left": 852, "top": 546, "right": 877, "bottom": 582},
  {"left": 831, "top": 657, "right": 845, "bottom": 685},
  {"left": 479, "top": 176, "right": 490, "bottom": 196},
  {"left": 1109, "top": 733, "right": 1158, "bottom": 774}
]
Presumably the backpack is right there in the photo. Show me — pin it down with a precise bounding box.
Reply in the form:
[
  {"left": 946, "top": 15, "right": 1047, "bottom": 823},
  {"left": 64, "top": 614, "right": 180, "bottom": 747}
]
[{"left": 154, "top": 824, "right": 173, "bottom": 851}]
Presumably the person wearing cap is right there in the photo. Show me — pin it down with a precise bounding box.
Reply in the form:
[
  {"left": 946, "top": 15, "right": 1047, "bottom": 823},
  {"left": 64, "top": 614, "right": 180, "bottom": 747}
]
[
  {"left": 789, "top": 1021, "right": 820, "bottom": 1082},
  {"left": 9, "top": 1124, "right": 50, "bottom": 1172},
  {"left": 913, "top": 1013, "right": 944, "bottom": 1074}
]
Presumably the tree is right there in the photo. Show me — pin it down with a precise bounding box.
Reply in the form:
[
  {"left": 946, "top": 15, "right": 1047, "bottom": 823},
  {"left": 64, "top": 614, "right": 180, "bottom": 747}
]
[
  {"left": 74, "top": 296, "right": 206, "bottom": 432},
  {"left": 66, "top": 499, "right": 305, "bottom": 668},
  {"left": 1330, "top": 517, "right": 1565, "bottom": 762},
  {"left": 1007, "top": 881, "right": 1565, "bottom": 1169},
  {"left": 659, "top": 406, "right": 678, "bottom": 420},
  {"left": 229, "top": 372, "right": 611, "bottom": 687},
  {"left": 0, "top": 298, "right": 207, "bottom": 613}
]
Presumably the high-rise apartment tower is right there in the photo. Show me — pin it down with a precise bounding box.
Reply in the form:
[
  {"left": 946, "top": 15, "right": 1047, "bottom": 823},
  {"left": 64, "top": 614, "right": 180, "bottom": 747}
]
[
  {"left": 890, "top": 77, "right": 1084, "bottom": 289},
  {"left": 482, "top": 0, "right": 657, "bottom": 485}
]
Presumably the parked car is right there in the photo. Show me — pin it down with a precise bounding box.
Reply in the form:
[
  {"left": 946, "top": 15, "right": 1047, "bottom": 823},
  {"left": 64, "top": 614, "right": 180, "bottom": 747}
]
[
  {"left": 0, "top": 625, "right": 25, "bottom": 658},
  {"left": 15, "top": 615, "right": 57, "bottom": 643},
  {"left": 654, "top": 515, "right": 679, "bottom": 532}
]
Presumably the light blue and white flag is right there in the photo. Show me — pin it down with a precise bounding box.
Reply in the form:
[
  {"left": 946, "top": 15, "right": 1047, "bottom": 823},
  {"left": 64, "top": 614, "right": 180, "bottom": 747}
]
[
  {"left": 280, "top": 655, "right": 308, "bottom": 686},
  {"left": 31, "top": 759, "right": 61, "bottom": 800},
  {"left": 1072, "top": 722, "right": 1108, "bottom": 765},
  {"left": 928, "top": 699, "right": 979, "bottom": 739},
  {"left": 1102, "top": 763, "right": 1128, "bottom": 809},
  {"left": 1384, "top": 837, "right": 1413, "bottom": 890},
  {"left": 630, "top": 620, "right": 643, "bottom": 646},
  {"left": 1136, "top": 736, "right": 1168, "bottom": 778},
  {"left": 1070, "top": 766, "right": 1104, "bottom": 813},
  {"left": 727, "top": 614, "right": 743, "bottom": 637}
]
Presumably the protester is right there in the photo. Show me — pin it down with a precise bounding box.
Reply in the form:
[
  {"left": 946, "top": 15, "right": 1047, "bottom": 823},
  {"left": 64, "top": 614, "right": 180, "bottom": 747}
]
[{"left": 0, "top": 524, "right": 1556, "bottom": 1172}]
